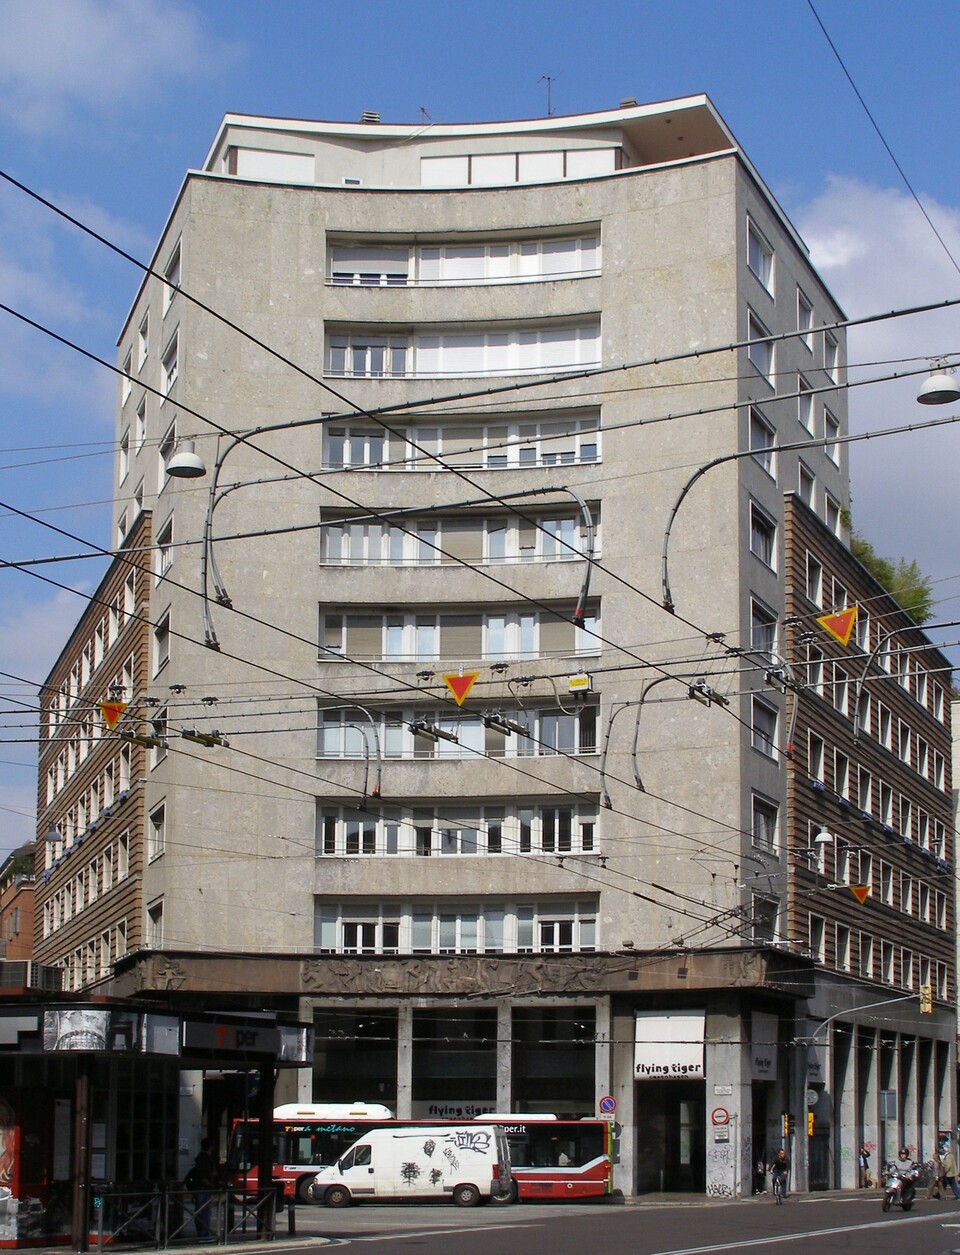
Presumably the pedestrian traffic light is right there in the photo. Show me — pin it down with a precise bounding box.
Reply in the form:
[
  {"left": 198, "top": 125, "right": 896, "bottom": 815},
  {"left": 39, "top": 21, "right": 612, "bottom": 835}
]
[{"left": 919, "top": 984, "right": 933, "bottom": 1013}]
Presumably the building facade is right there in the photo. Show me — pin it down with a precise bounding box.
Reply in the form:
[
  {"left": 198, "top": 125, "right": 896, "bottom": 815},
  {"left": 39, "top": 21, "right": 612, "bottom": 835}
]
[{"left": 33, "top": 96, "right": 955, "bottom": 1196}]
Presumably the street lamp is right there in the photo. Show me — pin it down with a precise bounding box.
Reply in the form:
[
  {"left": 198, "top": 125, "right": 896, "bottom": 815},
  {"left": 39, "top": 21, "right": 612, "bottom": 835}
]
[
  {"left": 166, "top": 439, "right": 208, "bottom": 478},
  {"left": 916, "top": 363, "right": 960, "bottom": 406}
]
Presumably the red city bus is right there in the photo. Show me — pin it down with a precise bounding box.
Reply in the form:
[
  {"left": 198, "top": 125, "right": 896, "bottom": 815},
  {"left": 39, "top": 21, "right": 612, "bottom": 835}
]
[{"left": 226, "top": 1105, "right": 613, "bottom": 1202}]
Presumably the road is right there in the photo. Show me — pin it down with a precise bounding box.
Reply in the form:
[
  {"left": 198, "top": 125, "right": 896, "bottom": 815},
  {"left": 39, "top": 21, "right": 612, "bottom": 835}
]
[{"left": 267, "top": 1194, "right": 960, "bottom": 1255}]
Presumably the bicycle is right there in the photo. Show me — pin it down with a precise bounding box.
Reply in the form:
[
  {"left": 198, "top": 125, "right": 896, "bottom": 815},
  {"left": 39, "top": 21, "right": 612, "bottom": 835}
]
[{"left": 772, "top": 1172, "right": 787, "bottom": 1204}]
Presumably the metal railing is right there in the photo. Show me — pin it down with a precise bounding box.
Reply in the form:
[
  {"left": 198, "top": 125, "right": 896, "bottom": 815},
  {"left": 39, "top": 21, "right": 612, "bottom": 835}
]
[{"left": 92, "top": 1184, "right": 278, "bottom": 1250}]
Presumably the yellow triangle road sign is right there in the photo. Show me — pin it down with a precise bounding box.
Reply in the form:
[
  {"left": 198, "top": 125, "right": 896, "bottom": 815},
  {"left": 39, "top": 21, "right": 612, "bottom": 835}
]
[
  {"left": 850, "top": 885, "right": 871, "bottom": 905},
  {"left": 816, "top": 606, "right": 858, "bottom": 647},
  {"left": 443, "top": 672, "right": 479, "bottom": 706},
  {"left": 99, "top": 701, "right": 128, "bottom": 730}
]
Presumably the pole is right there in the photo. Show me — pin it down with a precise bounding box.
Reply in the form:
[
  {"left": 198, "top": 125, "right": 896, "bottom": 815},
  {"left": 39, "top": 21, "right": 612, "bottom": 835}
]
[{"left": 71, "top": 1062, "right": 91, "bottom": 1253}]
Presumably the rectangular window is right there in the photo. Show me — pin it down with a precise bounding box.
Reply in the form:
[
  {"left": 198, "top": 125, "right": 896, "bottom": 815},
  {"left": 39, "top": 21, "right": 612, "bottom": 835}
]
[
  {"left": 749, "top": 504, "right": 776, "bottom": 568},
  {"left": 750, "top": 599, "right": 777, "bottom": 660},
  {"left": 825, "top": 493, "right": 841, "bottom": 536},
  {"left": 163, "top": 239, "right": 181, "bottom": 312},
  {"left": 153, "top": 612, "right": 170, "bottom": 674},
  {"left": 752, "top": 896, "right": 779, "bottom": 944},
  {"left": 148, "top": 803, "right": 165, "bottom": 862},
  {"left": 156, "top": 517, "right": 173, "bottom": 582},
  {"left": 161, "top": 330, "right": 179, "bottom": 394},
  {"left": 137, "top": 311, "right": 149, "bottom": 368},
  {"left": 809, "top": 914, "right": 826, "bottom": 962},
  {"left": 808, "top": 732, "right": 825, "bottom": 783},
  {"left": 749, "top": 408, "right": 775, "bottom": 477},
  {"left": 747, "top": 310, "right": 774, "bottom": 383},
  {"left": 798, "top": 462, "right": 815, "bottom": 506},
  {"left": 147, "top": 899, "right": 163, "bottom": 947},
  {"left": 824, "top": 332, "right": 839, "bottom": 381},
  {"left": 747, "top": 219, "right": 773, "bottom": 290},
  {"left": 797, "top": 290, "right": 813, "bottom": 349},
  {"left": 752, "top": 697, "right": 778, "bottom": 757},
  {"left": 825, "top": 410, "right": 840, "bottom": 464},
  {"left": 805, "top": 553, "right": 823, "bottom": 606},
  {"left": 798, "top": 375, "right": 814, "bottom": 432},
  {"left": 752, "top": 795, "right": 778, "bottom": 853},
  {"left": 835, "top": 924, "right": 851, "bottom": 972}
]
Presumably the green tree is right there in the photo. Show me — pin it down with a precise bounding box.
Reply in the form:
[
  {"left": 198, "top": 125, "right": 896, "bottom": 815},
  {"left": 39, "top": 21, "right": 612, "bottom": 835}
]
[{"left": 850, "top": 533, "right": 934, "bottom": 625}]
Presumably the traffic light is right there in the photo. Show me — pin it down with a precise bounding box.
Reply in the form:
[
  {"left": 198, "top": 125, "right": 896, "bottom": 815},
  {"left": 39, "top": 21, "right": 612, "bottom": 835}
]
[
  {"left": 782, "top": 1112, "right": 792, "bottom": 1137},
  {"left": 919, "top": 984, "right": 933, "bottom": 1014},
  {"left": 807, "top": 1112, "right": 815, "bottom": 1136}
]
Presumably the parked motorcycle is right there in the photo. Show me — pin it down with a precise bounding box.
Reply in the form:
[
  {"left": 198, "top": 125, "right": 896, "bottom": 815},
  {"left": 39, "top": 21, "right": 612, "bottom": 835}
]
[{"left": 882, "top": 1158, "right": 919, "bottom": 1212}]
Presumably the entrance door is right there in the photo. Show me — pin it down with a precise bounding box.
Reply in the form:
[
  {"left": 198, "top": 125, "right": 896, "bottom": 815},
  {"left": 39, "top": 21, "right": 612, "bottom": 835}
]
[{"left": 635, "top": 1081, "right": 706, "bottom": 1192}]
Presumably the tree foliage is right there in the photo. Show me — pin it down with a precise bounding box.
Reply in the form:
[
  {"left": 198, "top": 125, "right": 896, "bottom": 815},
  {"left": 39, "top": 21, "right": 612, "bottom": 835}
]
[{"left": 850, "top": 532, "right": 934, "bottom": 625}]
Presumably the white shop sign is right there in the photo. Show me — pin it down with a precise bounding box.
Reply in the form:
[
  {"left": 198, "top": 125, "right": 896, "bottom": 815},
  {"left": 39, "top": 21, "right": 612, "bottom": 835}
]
[{"left": 634, "top": 1010, "right": 705, "bottom": 1081}]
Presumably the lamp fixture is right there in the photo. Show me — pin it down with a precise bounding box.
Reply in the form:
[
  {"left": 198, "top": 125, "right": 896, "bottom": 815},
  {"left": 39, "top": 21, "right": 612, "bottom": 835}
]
[
  {"left": 166, "top": 440, "right": 207, "bottom": 478},
  {"left": 43, "top": 826, "right": 62, "bottom": 844},
  {"left": 181, "top": 728, "right": 229, "bottom": 748},
  {"left": 917, "top": 363, "right": 960, "bottom": 406}
]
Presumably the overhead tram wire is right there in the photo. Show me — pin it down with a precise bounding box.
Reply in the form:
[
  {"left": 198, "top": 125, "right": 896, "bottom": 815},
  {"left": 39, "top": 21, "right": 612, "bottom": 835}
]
[
  {"left": 807, "top": 0, "right": 960, "bottom": 280},
  {"left": 7, "top": 304, "right": 960, "bottom": 715}
]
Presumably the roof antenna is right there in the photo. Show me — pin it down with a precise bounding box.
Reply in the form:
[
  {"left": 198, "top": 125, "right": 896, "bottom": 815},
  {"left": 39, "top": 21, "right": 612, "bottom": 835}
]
[
  {"left": 538, "top": 75, "right": 556, "bottom": 117},
  {"left": 419, "top": 107, "right": 431, "bottom": 124}
]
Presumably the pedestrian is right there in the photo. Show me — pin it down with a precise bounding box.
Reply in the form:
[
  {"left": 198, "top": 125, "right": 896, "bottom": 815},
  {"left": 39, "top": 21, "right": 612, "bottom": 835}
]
[
  {"left": 942, "top": 1146, "right": 960, "bottom": 1200},
  {"left": 858, "top": 1143, "right": 871, "bottom": 1188},
  {"left": 186, "top": 1137, "right": 221, "bottom": 1239},
  {"left": 754, "top": 1154, "right": 766, "bottom": 1194},
  {"left": 926, "top": 1152, "right": 943, "bottom": 1199}
]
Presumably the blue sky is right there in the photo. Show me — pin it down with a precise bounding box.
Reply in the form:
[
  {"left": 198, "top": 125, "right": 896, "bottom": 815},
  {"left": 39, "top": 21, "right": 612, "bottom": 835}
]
[{"left": 1, "top": 0, "right": 960, "bottom": 856}]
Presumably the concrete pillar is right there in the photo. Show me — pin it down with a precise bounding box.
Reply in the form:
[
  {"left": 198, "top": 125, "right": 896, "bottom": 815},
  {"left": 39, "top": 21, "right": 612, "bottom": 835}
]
[
  {"left": 396, "top": 1004, "right": 413, "bottom": 1118},
  {"left": 901, "top": 1036, "right": 919, "bottom": 1155},
  {"left": 704, "top": 1007, "right": 743, "bottom": 1199},
  {"left": 861, "top": 1029, "right": 879, "bottom": 1185},
  {"left": 920, "top": 1039, "right": 936, "bottom": 1161},
  {"left": 496, "top": 1001, "right": 512, "bottom": 1111},
  {"left": 836, "top": 1030, "right": 857, "bottom": 1188},
  {"left": 595, "top": 997, "right": 612, "bottom": 1103},
  {"left": 610, "top": 1009, "right": 635, "bottom": 1196}
]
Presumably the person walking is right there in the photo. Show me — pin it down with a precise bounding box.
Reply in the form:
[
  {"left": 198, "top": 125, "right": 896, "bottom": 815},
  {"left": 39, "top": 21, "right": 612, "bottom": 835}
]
[
  {"left": 926, "top": 1152, "right": 943, "bottom": 1199},
  {"left": 858, "top": 1144, "right": 871, "bottom": 1188},
  {"left": 188, "top": 1137, "right": 221, "bottom": 1239},
  {"left": 942, "top": 1146, "right": 960, "bottom": 1200}
]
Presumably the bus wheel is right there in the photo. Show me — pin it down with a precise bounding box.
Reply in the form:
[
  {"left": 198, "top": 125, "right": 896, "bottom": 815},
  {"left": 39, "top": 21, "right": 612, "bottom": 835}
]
[
  {"left": 491, "top": 1181, "right": 518, "bottom": 1204},
  {"left": 452, "top": 1183, "right": 481, "bottom": 1207},
  {"left": 324, "top": 1185, "right": 352, "bottom": 1208},
  {"left": 297, "top": 1177, "right": 316, "bottom": 1204}
]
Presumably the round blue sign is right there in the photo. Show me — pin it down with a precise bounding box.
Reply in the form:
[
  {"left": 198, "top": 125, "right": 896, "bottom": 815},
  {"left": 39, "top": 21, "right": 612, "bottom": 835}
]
[{"left": 599, "top": 1095, "right": 617, "bottom": 1114}]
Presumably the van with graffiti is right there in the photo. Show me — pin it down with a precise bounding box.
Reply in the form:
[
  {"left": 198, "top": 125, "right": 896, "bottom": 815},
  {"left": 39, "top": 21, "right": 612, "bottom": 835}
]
[{"left": 310, "top": 1124, "right": 513, "bottom": 1207}]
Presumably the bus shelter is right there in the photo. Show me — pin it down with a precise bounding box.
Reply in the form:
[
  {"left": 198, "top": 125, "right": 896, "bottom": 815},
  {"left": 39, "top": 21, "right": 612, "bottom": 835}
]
[{"left": 0, "top": 995, "right": 313, "bottom": 1250}]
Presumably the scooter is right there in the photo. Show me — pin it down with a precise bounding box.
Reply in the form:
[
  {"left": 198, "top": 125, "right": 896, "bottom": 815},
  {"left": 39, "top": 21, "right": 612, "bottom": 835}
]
[{"left": 882, "top": 1161, "right": 919, "bottom": 1211}]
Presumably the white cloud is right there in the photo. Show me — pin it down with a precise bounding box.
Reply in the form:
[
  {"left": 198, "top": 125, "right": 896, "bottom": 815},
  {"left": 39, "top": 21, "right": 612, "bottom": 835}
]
[
  {"left": 794, "top": 176, "right": 960, "bottom": 640},
  {"left": 0, "top": 0, "right": 243, "bottom": 133}
]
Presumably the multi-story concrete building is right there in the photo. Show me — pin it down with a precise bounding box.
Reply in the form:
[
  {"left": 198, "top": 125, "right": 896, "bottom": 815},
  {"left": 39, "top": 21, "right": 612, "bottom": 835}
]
[{"left": 34, "top": 96, "right": 954, "bottom": 1197}]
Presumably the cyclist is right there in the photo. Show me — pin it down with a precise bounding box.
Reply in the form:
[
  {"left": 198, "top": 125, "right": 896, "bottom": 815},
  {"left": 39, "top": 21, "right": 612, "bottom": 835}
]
[{"left": 771, "top": 1149, "right": 790, "bottom": 1201}]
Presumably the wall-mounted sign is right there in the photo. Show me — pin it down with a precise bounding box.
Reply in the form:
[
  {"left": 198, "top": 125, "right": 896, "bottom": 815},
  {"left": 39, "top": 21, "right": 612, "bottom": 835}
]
[{"left": 634, "top": 1010, "right": 705, "bottom": 1081}]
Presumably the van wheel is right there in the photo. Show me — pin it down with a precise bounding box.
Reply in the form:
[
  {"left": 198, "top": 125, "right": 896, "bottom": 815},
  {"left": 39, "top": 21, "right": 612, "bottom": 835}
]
[
  {"left": 324, "top": 1185, "right": 352, "bottom": 1208},
  {"left": 296, "top": 1177, "right": 316, "bottom": 1204},
  {"left": 452, "top": 1183, "right": 481, "bottom": 1207}
]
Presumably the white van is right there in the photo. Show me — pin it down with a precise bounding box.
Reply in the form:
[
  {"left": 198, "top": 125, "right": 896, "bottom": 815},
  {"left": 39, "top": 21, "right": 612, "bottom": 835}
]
[{"left": 310, "top": 1124, "right": 513, "bottom": 1207}]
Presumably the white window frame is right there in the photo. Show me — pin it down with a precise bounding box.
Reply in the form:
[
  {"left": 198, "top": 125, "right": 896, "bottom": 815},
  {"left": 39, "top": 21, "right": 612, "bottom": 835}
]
[
  {"left": 747, "top": 310, "right": 774, "bottom": 384},
  {"left": 747, "top": 219, "right": 773, "bottom": 291}
]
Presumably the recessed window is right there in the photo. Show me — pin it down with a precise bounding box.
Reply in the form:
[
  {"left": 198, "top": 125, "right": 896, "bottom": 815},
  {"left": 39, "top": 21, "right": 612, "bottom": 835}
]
[
  {"left": 752, "top": 795, "right": 779, "bottom": 853},
  {"left": 747, "top": 219, "right": 773, "bottom": 291},
  {"left": 119, "top": 429, "right": 129, "bottom": 483},
  {"left": 749, "top": 503, "right": 776, "bottom": 569},
  {"left": 747, "top": 310, "right": 774, "bottom": 384},
  {"left": 798, "top": 375, "right": 814, "bottom": 432},
  {"left": 824, "top": 332, "right": 838, "bottom": 381},
  {"left": 147, "top": 899, "right": 163, "bottom": 947},
  {"left": 797, "top": 290, "right": 813, "bottom": 349},
  {"left": 163, "top": 240, "right": 181, "bottom": 313},
  {"left": 752, "top": 895, "right": 779, "bottom": 944},
  {"left": 156, "top": 517, "right": 173, "bottom": 581},
  {"left": 798, "top": 461, "right": 815, "bottom": 506},
  {"left": 752, "top": 697, "right": 778, "bottom": 757},
  {"left": 161, "top": 329, "right": 179, "bottom": 394},
  {"left": 121, "top": 350, "right": 133, "bottom": 404},
  {"left": 805, "top": 552, "right": 823, "bottom": 605},
  {"left": 825, "top": 494, "right": 841, "bottom": 536},
  {"left": 750, "top": 598, "right": 777, "bottom": 659},
  {"left": 808, "top": 732, "right": 825, "bottom": 782},
  {"left": 749, "top": 407, "right": 775, "bottom": 478},
  {"left": 825, "top": 410, "right": 840, "bottom": 464},
  {"left": 137, "top": 311, "right": 149, "bottom": 369},
  {"left": 148, "top": 803, "right": 166, "bottom": 862},
  {"left": 153, "top": 611, "right": 171, "bottom": 674}
]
